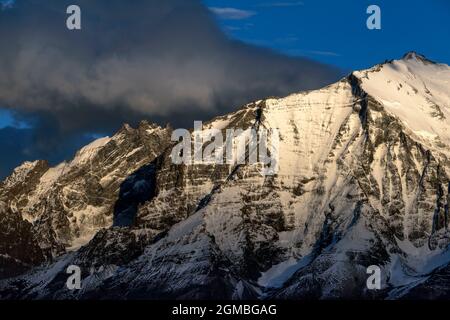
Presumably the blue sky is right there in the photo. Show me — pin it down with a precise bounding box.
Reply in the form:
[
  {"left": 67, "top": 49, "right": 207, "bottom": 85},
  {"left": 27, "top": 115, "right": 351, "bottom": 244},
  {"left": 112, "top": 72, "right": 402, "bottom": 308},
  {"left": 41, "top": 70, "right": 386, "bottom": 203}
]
[
  {"left": 0, "top": 109, "right": 29, "bottom": 129},
  {"left": 204, "top": 0, "right": 450, "bottom": 70}
]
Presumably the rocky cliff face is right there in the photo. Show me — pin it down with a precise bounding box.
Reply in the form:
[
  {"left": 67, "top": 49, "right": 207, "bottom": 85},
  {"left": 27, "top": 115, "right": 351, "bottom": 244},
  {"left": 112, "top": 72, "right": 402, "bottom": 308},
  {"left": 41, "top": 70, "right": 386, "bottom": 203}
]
[
  {"left": 0, "top": 53, "right": 449, "bottom": 299},
  {"left": 0, "top": 121, "right": 172, "bottom": 258}
]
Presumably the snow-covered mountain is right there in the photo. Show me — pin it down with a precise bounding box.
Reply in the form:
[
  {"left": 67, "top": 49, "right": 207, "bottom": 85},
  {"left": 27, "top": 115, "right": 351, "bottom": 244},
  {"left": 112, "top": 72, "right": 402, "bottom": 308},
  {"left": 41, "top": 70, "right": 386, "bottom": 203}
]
[{"left": 1, "top": 52, "right": 450, "bottom": 299}]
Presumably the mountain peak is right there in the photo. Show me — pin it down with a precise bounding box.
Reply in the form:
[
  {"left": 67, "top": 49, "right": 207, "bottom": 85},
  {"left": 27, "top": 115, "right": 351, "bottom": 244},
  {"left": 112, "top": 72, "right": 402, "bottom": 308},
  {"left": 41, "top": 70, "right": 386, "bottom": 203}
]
[
  {"left": 1, "top": 54, "right": 450, "bottom": 300},
  {"left": 138, "top": 120, "right": 161, "bottom": 130},
  {"left": 119, "top": 123, "right": 134, "bottom": 133},
  {"left": 401, "top": 51, "right": 434, "bottom": 64},
  {"left": 117, "top": 121, "right": 165, "bottom": 135}
]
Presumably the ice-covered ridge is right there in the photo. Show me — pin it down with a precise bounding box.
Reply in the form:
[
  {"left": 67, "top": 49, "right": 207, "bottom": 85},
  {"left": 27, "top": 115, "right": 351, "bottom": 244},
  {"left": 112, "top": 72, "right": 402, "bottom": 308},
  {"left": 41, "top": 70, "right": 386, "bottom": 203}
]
[
  {"left": 262, "top": 80, "right": 357, "bottom": 181},
  {"left": 355, "top": 54, "right": 450, "bottom": 153},
  {"left": 70, "top": 136, "right": 111, "bottom": 167}
]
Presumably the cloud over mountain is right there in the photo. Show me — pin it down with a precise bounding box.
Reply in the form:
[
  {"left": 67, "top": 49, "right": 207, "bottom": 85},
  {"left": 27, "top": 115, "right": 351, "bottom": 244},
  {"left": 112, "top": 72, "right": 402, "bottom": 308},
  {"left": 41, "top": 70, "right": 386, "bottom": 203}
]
[{"left": 0, "top": 0, "right": 340, "bottom": 177}]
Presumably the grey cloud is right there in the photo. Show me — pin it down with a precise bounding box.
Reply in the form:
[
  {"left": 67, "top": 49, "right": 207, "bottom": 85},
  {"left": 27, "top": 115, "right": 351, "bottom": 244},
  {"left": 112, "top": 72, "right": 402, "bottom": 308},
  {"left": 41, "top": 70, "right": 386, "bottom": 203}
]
[
  {"left": 0, "top": 0, "right": 340, "bottom": 129},
  {"left": 0, "top": 0, "right": 341, "bottom": 172}
]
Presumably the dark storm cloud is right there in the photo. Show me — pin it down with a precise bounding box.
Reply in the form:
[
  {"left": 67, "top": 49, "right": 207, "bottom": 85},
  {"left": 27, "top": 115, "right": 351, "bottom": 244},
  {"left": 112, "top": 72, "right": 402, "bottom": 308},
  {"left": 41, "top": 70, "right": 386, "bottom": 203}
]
[
  {"left": 0, "top": 0, "right": 341, "bottom": 178},
  {"left": 0, "top": 0, "right": 340, "bottom": 130}
]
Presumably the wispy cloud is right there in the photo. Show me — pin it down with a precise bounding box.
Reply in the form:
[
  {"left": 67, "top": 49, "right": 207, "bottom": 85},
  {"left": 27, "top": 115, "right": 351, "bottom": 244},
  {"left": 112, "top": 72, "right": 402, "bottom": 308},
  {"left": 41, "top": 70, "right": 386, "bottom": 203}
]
[
  {"left": 209, "top": 7, "right": 256, "bottom": 20},
  {"left": 306, "top": 50, "right": 341, "bottom": 57},
  {"left": 257, "top": 1, "right": 304, "bottom": 8},
  {"left": 224, "top": 23, "right": 254, "bottom": 33},
  {"left": 275, "top": 36, "right": 300, "bottom": 44},
  {"left": 288, "top": 49, "right": 341, "bottom": 57}
]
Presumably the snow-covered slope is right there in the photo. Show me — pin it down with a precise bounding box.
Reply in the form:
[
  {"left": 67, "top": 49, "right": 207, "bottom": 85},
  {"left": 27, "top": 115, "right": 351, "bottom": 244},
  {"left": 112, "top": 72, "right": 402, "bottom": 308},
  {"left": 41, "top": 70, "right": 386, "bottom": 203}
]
[
  {"left": 0, "top": 53, "right": 449, "bottom": 299},
  {"left": 356, "top": 52, "right": 450, "bottom": 156}
]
